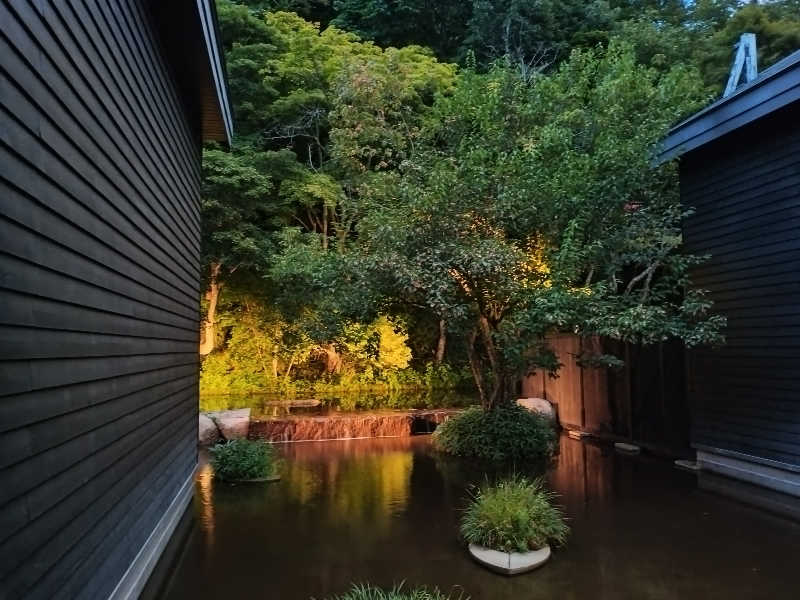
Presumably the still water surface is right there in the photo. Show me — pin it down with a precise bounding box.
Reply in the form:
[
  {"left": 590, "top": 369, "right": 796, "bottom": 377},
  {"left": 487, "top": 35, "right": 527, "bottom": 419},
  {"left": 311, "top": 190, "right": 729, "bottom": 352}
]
[
  {"left": 200, "top": 390, "right": 477, "bottom": 417},
  {"left": 160, "top": 435, "right": 799, "bottom": 600}
]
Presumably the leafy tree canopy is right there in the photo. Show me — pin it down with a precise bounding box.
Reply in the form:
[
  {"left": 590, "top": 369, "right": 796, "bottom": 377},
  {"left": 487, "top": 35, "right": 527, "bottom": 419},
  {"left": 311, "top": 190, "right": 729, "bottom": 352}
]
[
  {"left": 200, "top": 0, "right": 800, "bottom": 395},
  {"left": 338, "top": 42, "right": 724, "bottom": 407}
]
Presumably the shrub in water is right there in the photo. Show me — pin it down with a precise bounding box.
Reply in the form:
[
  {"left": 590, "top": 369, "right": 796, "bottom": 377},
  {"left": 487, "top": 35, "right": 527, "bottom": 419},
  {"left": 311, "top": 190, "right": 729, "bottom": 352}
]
[
  {"left": 433, "top": 405, "right": 555, "bottom": 463},
  {"left": 323, "top": 583, "right": 465, "bottom": 600},
  {"left": 209, "top": 439, "right": 275, "bottom": 481},
  {"left": 460, "top": 475, "right": 569, "bottom": 553}
]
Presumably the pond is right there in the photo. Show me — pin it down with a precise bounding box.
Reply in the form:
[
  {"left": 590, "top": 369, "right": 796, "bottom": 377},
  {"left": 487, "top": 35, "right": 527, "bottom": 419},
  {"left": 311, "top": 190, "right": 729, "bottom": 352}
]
[
  {"left": 199, "top": 390, "right": 478, "bottom": 417},
  {"left": 157, "top": 435, "right": 799, "bottom": 600}
]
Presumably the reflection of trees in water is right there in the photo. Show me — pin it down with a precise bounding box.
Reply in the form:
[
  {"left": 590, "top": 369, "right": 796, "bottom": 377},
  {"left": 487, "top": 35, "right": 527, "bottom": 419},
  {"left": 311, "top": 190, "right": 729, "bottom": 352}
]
[
  {"left": 281, "top": 439, "right": 414, "bottom": 532},
  {"left": 195, "top": 460, "right": 215, "bottom": 549},
  {"left": 198, "top": 435, "right": 614, "bottom": 558}
]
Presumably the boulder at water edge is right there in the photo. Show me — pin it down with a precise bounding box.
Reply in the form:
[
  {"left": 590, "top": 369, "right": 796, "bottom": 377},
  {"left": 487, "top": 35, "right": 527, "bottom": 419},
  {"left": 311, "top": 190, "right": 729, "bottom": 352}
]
[
  {"left": 516, "top": 398, "right": 556, "bottom": 424},
  {"left": 199, "top": 413, "right": 220, "bottom": 446},
  {"left": 207, "top": 408, "right": 251, "bottom": 440}
]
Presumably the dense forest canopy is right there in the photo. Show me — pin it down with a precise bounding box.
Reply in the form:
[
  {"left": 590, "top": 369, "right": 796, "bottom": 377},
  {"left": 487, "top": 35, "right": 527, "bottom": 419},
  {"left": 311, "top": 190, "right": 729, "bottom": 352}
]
[{"left": 201, "top": 0, "right": 799, "bottom": 402}]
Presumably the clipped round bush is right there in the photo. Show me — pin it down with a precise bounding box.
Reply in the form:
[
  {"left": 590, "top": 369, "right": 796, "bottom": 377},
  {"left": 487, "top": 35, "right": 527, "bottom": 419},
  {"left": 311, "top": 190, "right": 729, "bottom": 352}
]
[
  {"left": 324, "top": 583, "right": 462, "bottom": 600},
  {"left": 433, "top": 405, "right": 555, "bottom": 463},
  {"left": 209, "top": 439, "right": 275, "bottom": 481},
  {"left": 460, "top": 476, "right": 569, "bottom": 553}
]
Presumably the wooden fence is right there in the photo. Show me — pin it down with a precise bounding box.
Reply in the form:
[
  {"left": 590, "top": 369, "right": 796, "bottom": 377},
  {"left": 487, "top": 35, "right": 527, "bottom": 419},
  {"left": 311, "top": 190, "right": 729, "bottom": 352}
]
[{"left": 521, "top": 335, "right": 690, "bottom": 455}]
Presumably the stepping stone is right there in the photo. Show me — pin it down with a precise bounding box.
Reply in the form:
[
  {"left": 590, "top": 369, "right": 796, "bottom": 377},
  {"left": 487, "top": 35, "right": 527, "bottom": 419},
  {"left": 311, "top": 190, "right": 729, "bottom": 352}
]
[
  {"left": 615, "top": 442, "right": 641, "bottom": 454},
  {"left": 674, "top": 459, "right": 701, "bottom": 472}
]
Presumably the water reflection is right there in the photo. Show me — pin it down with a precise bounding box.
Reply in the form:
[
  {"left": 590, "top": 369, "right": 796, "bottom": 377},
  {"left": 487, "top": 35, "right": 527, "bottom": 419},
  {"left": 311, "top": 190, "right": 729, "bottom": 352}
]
[
  {"left": 549, "top": 437, "right": 613, "bottom": 507},
  {"left": 196, "top": 459, "right": 215, "bottom": 549},
  {"left": 282, "top": 440, "right": 413, "bottom": 531},
  {"left": 199, "top": 390, "right": 477, "bottom": 416},
  {"left": 164, "top": 435, "right": 799, "bottom": 600}
]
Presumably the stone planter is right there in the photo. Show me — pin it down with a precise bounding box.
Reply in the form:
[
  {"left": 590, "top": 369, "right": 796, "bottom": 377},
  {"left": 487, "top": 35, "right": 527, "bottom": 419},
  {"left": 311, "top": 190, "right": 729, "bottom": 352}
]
[
  {"left": 220, "top": 472, "right": 281, "bottom": 484},
  {"left": 467, "top": 543, "right": 551, "bottom": 575}
]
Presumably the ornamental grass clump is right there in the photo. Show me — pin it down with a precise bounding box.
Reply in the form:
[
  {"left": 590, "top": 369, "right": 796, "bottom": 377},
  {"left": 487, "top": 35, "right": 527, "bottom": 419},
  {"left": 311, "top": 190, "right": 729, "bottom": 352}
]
[
  {"left": 323, "top": 583, "right": 466, "bottom": 600},
  {"left": 433, "top": 405, "right": 555, "bottom": 463},
  {"left": 460, "top": 476, "right": 569, "bottom": 553},
  {"left": 209, "top": 438, "right": 275, "bottom": 481}
]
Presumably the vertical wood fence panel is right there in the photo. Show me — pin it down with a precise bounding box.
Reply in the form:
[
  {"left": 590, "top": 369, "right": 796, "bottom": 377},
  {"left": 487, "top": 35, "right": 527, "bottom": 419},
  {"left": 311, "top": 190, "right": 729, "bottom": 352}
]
[{"left": 521, "top": 335, "right": 689, "bottom": 454}]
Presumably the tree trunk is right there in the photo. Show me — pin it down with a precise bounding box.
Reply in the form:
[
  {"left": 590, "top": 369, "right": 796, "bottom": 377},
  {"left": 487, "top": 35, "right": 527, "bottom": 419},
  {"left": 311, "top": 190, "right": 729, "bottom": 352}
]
[
  {"left": 199, "top": 263, "right": 222, "bottom": 356},
  {"left": 322, "top": 344, "right": 342, "bottom": 374},
  {"left": 322, "top": 203, "right": 329, "bottom": 250},
  {"left": 434, "top": 319, "right": 447, "bottom": 364},
  {"left": 466, "top": 327, "right": 488, "bottom": 409},
  {"left": 477, "top": 314, "right": 514, "bottom": 410},
  {"left": 283, "top": 353, "right": 296, "bottom": 384}
]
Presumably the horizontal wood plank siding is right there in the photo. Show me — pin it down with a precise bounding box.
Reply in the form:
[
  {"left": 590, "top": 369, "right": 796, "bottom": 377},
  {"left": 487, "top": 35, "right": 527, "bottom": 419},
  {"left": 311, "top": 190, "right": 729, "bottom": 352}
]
[
  {"left": 681, "top": 102, "right": 800, "bottom": 468},
  {"left": 0, "top": 1, "right": 201, "bottom": 598}
]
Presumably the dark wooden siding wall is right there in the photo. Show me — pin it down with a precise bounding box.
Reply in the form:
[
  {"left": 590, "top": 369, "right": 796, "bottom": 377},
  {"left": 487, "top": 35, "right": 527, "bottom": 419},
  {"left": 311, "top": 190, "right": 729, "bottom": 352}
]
[
  {"left": 0, "top": 2, "right": 200, "bottom": 598},
  {"left": 681, "top": 102, "right": 800, "bottom": 468}
]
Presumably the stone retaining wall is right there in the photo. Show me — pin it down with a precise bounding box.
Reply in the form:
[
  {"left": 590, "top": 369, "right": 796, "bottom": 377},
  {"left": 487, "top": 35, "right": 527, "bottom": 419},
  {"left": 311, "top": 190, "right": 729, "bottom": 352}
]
[{"left": 248, "top": 409, "right": 461, "bottom": 443}]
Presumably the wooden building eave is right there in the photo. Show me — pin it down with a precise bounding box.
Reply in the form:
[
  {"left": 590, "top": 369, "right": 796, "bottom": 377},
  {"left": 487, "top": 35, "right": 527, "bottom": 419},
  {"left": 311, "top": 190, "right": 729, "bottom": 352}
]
[
  {"left": 658, "top": 49, "right": 800, "bottom": 163},
  {"left": 149, "top": 0, "right": 233, "bottom": 146}
]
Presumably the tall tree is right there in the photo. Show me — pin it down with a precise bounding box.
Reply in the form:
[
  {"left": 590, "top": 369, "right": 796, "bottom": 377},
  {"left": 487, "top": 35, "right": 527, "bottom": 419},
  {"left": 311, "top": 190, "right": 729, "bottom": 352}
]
[
  {"left": 332, "top": 0, "right": 471, "bottom": 61},
  {"left": 463, "top": 0, "right": 617, "bottom": 70},
  {"left": 346, "top": 43, "right": 724, "bottom": 408},
  {"left": 200, "top": 146, "right": 296, "bottom": 353}
]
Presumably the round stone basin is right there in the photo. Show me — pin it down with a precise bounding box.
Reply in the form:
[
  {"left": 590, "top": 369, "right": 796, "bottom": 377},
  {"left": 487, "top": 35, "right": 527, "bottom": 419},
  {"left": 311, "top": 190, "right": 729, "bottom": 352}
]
[
  {"left": 219, "top": 473, "right": 281, "bottom": 484},
  {"left": 468, "top": 543, "right": 551, "bottom": 576}
]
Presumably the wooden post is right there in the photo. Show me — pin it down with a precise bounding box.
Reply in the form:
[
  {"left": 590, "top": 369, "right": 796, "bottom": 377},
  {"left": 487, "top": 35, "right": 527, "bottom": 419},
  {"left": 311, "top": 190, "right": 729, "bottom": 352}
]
[
  {"left": 625, "top": 343, "right": 633, "bottom": 441},
  {"left": 724, "top": 33, "right": 758, "bottom": 98}
]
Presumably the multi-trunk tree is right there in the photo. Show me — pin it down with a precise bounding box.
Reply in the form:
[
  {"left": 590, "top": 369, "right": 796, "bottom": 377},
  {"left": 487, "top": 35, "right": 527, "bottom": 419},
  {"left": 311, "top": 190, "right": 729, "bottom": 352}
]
[
  {"left": 204, "top": 0, "right": 800, "bottom": 390},
  {"left": 345, "top": 42, "right": 726, "bottom": 409}
]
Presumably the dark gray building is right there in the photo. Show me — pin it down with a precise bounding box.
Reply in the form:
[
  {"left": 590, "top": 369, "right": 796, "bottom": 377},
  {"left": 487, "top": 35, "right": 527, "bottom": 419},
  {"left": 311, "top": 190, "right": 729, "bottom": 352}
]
[
  {"left": 0, "top": 1, "right": 231, "bottom": 598},
  {"left": 660, "top": 50, "right": 800, "bottom": 499}
]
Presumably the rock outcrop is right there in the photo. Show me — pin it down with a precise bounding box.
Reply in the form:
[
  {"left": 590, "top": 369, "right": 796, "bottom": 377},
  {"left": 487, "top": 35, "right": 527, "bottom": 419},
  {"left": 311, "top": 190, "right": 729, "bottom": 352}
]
[
  {"left": 198, "top": 413, "right": 220, "bottom": 446},
  {"left": 207, "top": 408, "right": 251, "bottom": 440},
  {"left": 517, "top": 397, "right": 557, "bottom": 424}
]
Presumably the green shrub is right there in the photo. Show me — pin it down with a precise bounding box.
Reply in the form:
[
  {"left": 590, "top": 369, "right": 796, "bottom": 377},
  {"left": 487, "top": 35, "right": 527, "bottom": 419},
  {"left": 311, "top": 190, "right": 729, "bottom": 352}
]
[
  {"left": 432, "top": 405, "right": 555, "bottom": 463},
  {"left": 460, "top": 475, "right": 569, "bottom": 553},
  {"left": 209, "top": 439, "right": 275, "bottom": 481},
  {"left": 322, "top": 583, "right": 465, "bottom": 600}
]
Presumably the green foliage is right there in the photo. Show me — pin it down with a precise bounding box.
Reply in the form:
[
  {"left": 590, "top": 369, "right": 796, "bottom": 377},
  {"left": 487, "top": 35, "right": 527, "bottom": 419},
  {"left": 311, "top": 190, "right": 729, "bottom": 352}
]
[
  {"left": 331, "top": 0, "right": 616, "bottom": 66},
  {"left": 198, "top": 290, "right": 464, "bottom": 395},
  {"left": 201, "top": 355, "right": 472, "bottom": 397},
  {"left": 433, "top": 406, "right": 556, "bottom": 463},
  {"left": 611, "top": 16, "right": 698, "bottom": 71},
  {"left": 323, "top": 583, "right": 464, "bottom": 600},
  {"left": 236, "top": 0, "right": 334, "bottom": 24},
  {"left": 464, "top": 0, "right": 616, "bottom": 69},
  {"left": 460, "top": 475, "right": 569, "bottom": 552},
  {"left": 202, "top": 145, "right": 285, "bottom": 280},
  {"left": 209, "top": 439, "right": 276, "bottom": 481},
  {"left": 208, "top": 0, "right": 800, "bottom": 400},
  {"left": 332, "top": 0, "right": 471, "bottom": 61},
  {"left": 348, "top": 41, "right": 723, "bottom": 408}
]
